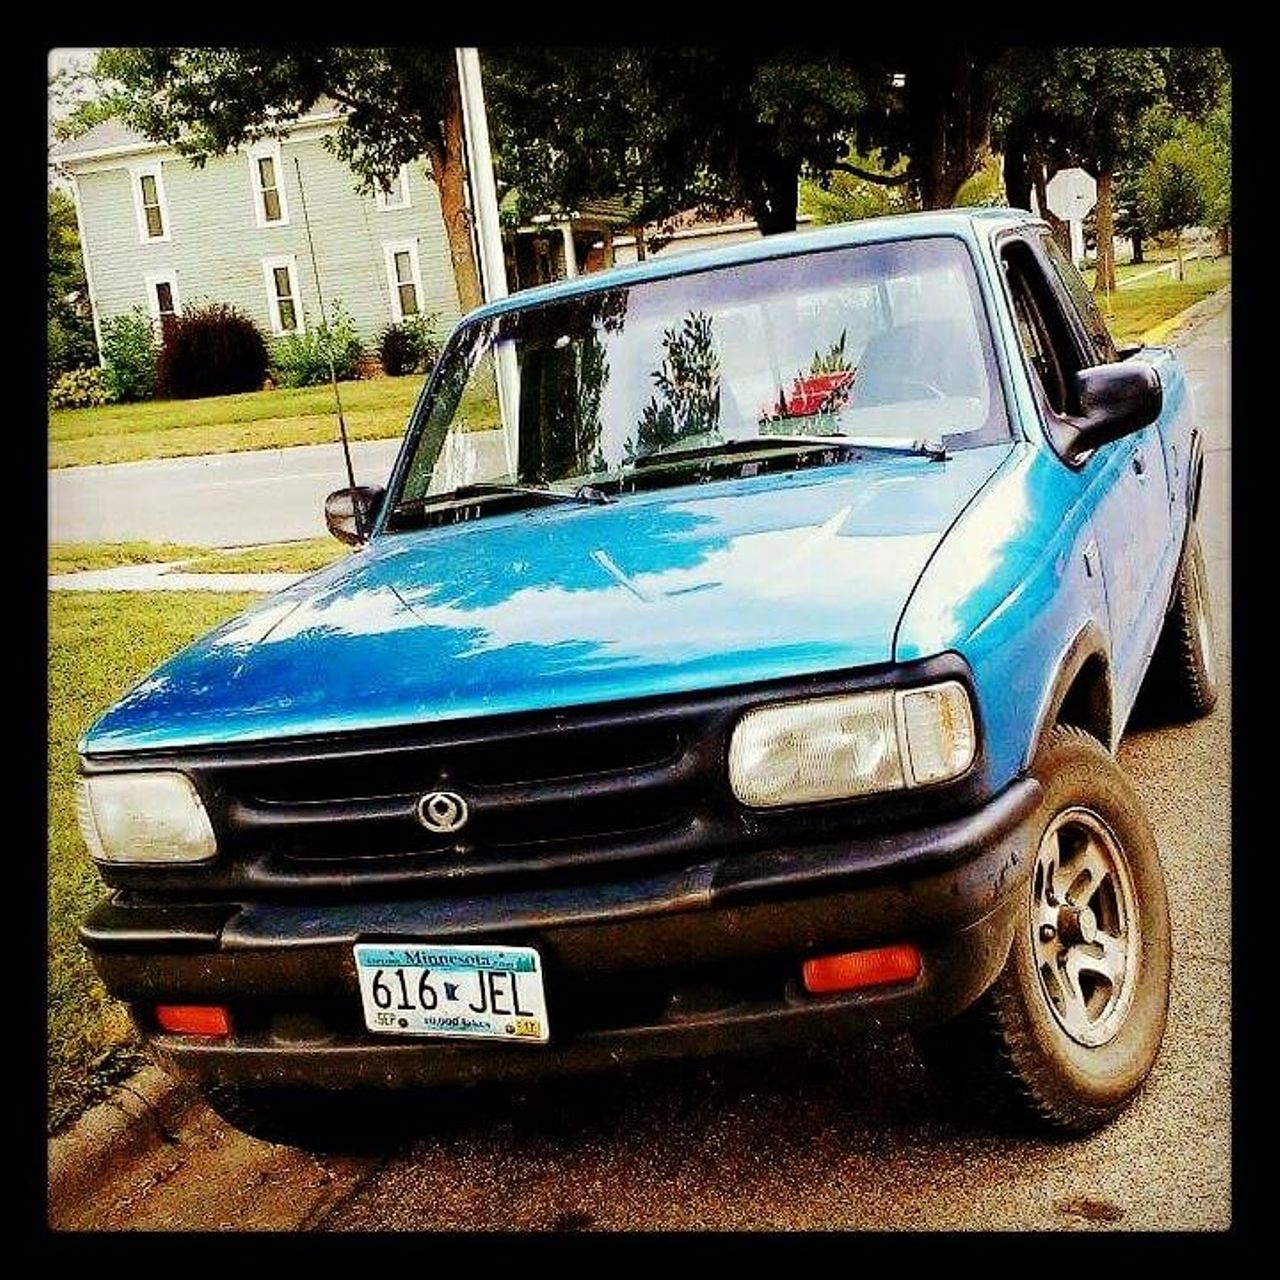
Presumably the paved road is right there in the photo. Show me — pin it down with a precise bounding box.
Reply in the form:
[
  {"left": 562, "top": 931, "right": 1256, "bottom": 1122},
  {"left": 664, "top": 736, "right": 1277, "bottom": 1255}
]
[
  {"left": 48, "top": 438, "right": 405, "bottom": 547},
  {"left": 52, "top": 295, "right": 1230, "bottom": 1231}
]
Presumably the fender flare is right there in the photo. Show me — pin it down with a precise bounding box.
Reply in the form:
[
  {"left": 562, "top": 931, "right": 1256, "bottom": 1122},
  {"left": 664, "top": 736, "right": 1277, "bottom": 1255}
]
[{"left": 1024, "top": 621, "right": 1115, "bottom": 765}]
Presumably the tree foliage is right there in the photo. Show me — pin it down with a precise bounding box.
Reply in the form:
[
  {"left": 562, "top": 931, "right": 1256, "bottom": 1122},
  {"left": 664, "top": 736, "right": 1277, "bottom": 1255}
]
[
  {"left": 997, "top": 47, "right": 1228, "bottom": 291},
  {"left": 47, "top": 188, "right": 97, "bottom": 383}
]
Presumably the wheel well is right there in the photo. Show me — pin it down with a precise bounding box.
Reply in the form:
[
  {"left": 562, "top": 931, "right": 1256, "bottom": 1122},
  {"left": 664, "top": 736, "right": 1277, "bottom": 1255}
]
[{"left": 1054, "top": 653, "right": 1112, "bottom": 749}]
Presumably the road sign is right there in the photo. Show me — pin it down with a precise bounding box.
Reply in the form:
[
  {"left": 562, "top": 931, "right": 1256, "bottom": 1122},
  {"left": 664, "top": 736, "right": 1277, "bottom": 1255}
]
[
  {"left": 1045, "top": 167, "right": 1097, "bottom": 220},
  {"left": 1044, "top": 168, "right": 1097, "bottom": 269}
]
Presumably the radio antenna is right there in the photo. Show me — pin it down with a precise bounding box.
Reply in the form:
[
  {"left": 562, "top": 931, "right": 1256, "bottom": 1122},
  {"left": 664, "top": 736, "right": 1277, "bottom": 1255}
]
[{"left": 293, "top": 156, "right": 361, "bottom": 529}]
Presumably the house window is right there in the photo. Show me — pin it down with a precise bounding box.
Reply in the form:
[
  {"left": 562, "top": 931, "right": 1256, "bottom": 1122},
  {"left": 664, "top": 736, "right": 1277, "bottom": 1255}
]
[
  {"left": 262, "top": 255, "right": 303, "bottom": 334},
  {"left": 384, "top": 239, "right": 424, "bottom": 321},
  {"left": 131, "top": 164, "right": 170, "bottom": 243},
  {"left": 375, "top": 165, "right": 411, "bottom": 211},
  {"left": 248, "top": 140, "right": 289, "bottom": 227},
  {"left": 144, "top": 272, "right": 181, "bottom": 324}
]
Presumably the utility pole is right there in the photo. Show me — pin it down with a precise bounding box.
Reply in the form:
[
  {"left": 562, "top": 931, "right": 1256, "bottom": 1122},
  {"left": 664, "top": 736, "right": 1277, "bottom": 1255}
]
[{"left": 455, "top": 47, "right": 518, "bottom": 477}]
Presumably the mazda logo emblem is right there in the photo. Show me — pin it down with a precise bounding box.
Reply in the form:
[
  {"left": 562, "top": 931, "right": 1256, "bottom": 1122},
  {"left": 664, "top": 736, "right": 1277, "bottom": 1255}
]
[{"left": 416, "top": 790, "right": 469, "bottom": 834}]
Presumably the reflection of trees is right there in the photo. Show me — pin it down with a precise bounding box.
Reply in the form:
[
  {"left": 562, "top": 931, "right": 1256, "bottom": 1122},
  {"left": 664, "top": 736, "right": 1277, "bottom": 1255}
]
[
  {"left": 758, "top": 328, "right": 855, "bottom": 431},
  {"left": 520, "top": 289, "right": 627, "bottom": 483},
  {"left": 625, "top": 311, "right": 722, "bottom": 461}
]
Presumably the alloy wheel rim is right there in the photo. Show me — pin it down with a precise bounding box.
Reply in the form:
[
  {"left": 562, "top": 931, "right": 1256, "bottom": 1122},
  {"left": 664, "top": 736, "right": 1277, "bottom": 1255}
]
[{"left": 1030, "top": 807, "right": 1140, "bottom": 1048}]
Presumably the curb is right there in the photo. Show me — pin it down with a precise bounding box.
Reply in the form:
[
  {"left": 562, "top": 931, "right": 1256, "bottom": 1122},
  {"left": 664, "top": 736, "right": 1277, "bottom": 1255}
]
[
  {"left": 1138, "top": 282, "right": 1231, "bottom": 348},
  {"left": 48, "top": 1065, "right": 199, "bottom": 1219}
]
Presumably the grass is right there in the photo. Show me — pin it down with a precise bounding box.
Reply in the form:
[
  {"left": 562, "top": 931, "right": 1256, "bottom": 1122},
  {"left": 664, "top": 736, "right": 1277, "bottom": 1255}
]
[
  {"left": 49, "top": 538, "right": 348, "bottom": 577},
  {"left": 49, "top": 375, "right": 424, "bottom": 470},
  {"left": 1086, "top": 254, "right": 1231, "bottom": 345},
  {"left": 48, "top": 590, "right": 259, "bottom": 1133}
]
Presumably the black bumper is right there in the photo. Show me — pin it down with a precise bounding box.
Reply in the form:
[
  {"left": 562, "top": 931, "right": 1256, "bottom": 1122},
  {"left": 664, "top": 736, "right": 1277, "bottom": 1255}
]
[{"left": 82, "top": 778, "right": 1042, "bottom": 1092}]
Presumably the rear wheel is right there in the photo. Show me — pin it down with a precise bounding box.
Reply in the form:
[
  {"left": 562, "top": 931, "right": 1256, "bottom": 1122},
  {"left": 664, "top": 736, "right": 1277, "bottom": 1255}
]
[
  {"left": 914, "top": 725, "right": 1171, "bottom": 1134},
  {"left": 1141, "top": 523, "right": 1218, "bottom": 721}
]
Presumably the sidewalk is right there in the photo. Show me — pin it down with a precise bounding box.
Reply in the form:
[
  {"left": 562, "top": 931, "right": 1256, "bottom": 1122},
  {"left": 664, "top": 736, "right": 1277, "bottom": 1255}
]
[{"left": 48, "top": 560, "right": 305, "bottom": 593}]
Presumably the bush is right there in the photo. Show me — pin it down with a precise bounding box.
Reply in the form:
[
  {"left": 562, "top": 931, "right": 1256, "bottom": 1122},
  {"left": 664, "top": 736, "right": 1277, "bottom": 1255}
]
[
  {"left": 48, "top": 312, "right": 99, "bottom": 389},
  {"left": 49, "top": 366, "right": 111, "bottom": 410},
  {"left": 378, "top": 314, "right": 442, "bottom": 377},
  {"left": 271, "top": 301, "right": 365, "bottom": 388},
  {"left": 157, "top": 303, "right": 270, "bottom": 399},
  {"left": 100, "top": 308, "right": 157, "bottom": 403}
]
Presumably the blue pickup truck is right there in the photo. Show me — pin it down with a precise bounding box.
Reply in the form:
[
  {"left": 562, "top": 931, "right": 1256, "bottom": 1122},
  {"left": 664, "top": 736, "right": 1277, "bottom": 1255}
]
[{"left": 78, "top": 209, "right": 1216, "bottom": 1142}]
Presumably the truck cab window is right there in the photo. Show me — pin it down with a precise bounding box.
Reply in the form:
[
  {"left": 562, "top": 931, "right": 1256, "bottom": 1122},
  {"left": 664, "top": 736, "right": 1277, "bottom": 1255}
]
[{"left": 1000, "top": 240, "right": 1082, "bottom": 417}]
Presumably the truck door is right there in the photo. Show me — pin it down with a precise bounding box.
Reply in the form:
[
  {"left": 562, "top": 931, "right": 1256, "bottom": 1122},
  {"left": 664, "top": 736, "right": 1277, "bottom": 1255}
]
[{"left": 998, "top": 231, "right": 1173, "bottom": 720}]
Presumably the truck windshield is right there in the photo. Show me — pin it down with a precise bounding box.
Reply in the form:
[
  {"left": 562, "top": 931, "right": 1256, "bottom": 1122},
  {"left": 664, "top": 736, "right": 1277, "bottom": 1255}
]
[{"left": 387, "top": 236, "right": 1010, "bottom": 518}]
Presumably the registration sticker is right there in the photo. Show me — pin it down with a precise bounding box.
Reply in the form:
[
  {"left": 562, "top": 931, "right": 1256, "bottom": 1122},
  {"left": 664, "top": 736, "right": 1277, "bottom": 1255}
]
[{"left": 353, "top": 943, "right": 549, "bottom": 1042}]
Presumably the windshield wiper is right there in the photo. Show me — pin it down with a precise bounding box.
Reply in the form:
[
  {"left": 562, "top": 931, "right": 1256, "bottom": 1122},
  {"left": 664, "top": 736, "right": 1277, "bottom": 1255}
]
[
  {"left": 392, "top": 481, "right": 613, "bottom": 518},
  {"left": 451, "top": 482, "right": 614, "bottom": 505},
  {"left": 632, "top": 433, "right": 949, "bottom": 467}
]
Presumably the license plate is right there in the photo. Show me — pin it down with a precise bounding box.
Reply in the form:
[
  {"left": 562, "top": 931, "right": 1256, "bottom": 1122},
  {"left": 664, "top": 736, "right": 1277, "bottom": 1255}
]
[{"left": 353, "top": 943, "right": 549, "bottom": 1042}]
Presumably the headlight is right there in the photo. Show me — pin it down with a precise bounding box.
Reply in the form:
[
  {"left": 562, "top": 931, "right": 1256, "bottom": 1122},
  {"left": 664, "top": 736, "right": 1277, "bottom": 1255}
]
[
  {"left": 75, "top": 771, "right": 217, "bottom": 865},
  {"left": 728, "top": 680, "right": 975, "bottom": 808}
]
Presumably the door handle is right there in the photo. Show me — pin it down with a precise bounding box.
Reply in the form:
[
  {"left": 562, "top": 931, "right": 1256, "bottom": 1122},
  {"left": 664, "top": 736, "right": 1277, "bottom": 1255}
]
[{"left": 1131, "top": 450, "right": 1146, "bottom": 477}]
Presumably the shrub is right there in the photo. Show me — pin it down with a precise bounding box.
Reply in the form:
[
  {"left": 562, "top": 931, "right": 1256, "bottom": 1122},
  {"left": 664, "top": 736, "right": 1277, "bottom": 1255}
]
[
  {"left": 100, "top": 308, "right": 157, "bottom": 403},
  {"left": 271, "top": 301, "right": 365, "bottom": 388},
  {"left": 378, "top": 314, "right": 442, "bottom": 377},
  {"left": 157, "top": 303, "right": 270, "bottom": 400},
  {"left": 48, "top": 312, "right": 99, "bottom": 389},
  {"left": 49, "top": 366, "right": 111, "bottom": 410}
]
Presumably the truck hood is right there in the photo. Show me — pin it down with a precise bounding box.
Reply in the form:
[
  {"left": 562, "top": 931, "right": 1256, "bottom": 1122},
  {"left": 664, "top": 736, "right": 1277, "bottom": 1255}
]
[{"left": 84, "top": 445, "right": 1010, "bottom": 754}]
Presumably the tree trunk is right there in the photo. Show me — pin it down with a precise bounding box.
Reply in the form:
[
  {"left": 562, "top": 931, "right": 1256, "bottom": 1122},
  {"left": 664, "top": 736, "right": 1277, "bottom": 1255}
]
[
  {"left": 1001, "top": 118, "right": 1033, "bottom": 211},
  {"left": 1031, "top": 157, "right": 1071, "bottom": 256},
  {"left": 1093, "top": 166, "right": 1117, "bottom": 296},
  {"left": 906, "top": 49, "right": 998, "bottom": 210},
  {"left": 751, "top": 155, "right": 800, "bottom": 235},
  {"left": 1131, "top": 232, "right": 1144, "bottom": 265},
  {"left": 431, "top": 71, "right": 483, "bottom": 313},
  {"left": 1216, "top": 224, "right": 1231, "bottom": 256}
]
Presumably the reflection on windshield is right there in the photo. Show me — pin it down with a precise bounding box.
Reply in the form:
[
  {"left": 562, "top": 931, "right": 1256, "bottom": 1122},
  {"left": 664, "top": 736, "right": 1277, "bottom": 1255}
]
[{"left": 391, "top": 236, "right": 1010, "bottom": 512}]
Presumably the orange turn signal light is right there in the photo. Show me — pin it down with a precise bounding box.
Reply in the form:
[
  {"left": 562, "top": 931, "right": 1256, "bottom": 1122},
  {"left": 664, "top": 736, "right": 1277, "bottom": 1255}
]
[
  {"left": 155, "top": 1004, "right": 231, "bottom": 1037},
  {"left": 802, "top": 944, "right": 922, "bottom": 995}
]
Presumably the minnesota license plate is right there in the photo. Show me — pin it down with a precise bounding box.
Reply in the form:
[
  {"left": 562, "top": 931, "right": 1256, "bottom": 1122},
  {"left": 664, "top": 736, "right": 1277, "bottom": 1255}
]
[{"left": 353, "top": 943, "right": 549, "bottom": 1042}]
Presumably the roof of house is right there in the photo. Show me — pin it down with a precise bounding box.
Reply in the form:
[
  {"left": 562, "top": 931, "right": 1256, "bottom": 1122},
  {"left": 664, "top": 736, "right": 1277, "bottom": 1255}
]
[
  {"left": 50, "top": 95, "right": 345, "bottom": 165},
  {"left": 466, "top": 207, "right": 1036, "bottom": 325}
]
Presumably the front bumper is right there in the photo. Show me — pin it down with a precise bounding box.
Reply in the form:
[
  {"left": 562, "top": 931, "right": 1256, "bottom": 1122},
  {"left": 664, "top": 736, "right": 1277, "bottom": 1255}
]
[{"left": 82, "top": 778, "right": 1042, "bottom": 1092}]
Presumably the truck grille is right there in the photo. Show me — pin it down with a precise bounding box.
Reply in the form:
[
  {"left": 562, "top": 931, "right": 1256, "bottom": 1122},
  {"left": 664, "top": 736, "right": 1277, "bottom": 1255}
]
[{"left": 84, "top": 656, "right": 986, "bottom": 898}]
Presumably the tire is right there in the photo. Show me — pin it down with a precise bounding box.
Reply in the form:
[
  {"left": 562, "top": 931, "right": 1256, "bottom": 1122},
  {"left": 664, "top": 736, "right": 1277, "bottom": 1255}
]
[
  {"left": 1141, "top": 523, "right": 1219, "bottom": 721},
  {"left": 200, "top": 1083, "right": 389, "bottom": 1153},
  {"left": 914, "top": 725, "right": 1171, "bottom": 1135}
]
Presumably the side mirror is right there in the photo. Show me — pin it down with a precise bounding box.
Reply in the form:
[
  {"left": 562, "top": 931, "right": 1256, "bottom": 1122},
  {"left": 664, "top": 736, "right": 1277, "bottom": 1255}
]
[
  {"left": 1053, "top": 361, "right": 1162, "bottom": 463},
  {"left": 324, "top": 484, "right": 385, "bottom": 546}
]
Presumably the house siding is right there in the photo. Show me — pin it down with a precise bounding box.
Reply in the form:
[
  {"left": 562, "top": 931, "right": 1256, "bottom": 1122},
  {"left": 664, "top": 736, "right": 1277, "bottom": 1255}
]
[{"left": 73, "top": 129, "right": 462, "bottom": 351}]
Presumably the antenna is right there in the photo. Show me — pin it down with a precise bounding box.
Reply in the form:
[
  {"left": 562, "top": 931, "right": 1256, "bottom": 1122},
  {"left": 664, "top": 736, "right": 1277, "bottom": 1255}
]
[{"left": 293, "top": 156, "right": 362, "bottom": 534}]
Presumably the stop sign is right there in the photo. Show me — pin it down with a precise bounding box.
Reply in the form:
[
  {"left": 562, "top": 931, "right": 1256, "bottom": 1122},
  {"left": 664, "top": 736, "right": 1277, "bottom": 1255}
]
[{"left": 1045, "top": 168, "right": 1098, "bottom": 221}]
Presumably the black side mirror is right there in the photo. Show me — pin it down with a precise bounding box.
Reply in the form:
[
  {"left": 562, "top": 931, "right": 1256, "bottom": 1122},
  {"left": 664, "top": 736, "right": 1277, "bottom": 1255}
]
[
  {"left": 1052, "top": 361, "right": 1163, "bottom": 463},
  {"left": 324, "top": 485, "right": 385, "bottom": 546}
]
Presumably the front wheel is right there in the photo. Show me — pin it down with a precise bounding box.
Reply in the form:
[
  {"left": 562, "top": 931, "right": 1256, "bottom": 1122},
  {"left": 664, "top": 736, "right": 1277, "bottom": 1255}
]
[{"left": 914, "top": 725, "right": 1171, "bottom": 1134}]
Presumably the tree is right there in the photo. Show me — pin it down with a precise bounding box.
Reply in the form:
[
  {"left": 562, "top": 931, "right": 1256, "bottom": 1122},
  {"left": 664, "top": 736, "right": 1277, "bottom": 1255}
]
[
  {"left": 47, "top": 188, "right": 97, "bottom": 383},
  {"left": 999, "top": 47, "right": 1227, "bottom": 294},
  {"left": 96, "top": 48, "right": 483, "bottom": 311},
  {"left": 489, "top": 49, "right": 868, "bottom": 237},
  {"left": 1139, "top": 133, "right": 1205, "bottom": 278}
]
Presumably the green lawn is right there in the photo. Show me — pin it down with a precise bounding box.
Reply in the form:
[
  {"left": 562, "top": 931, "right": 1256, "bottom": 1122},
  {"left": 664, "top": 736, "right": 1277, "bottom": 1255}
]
[
  {"left": 1087, "top": 254, "right": 1231, "bottom": 345},
  {"left": 49, "top": 538, "right": 348, "bottom": 576},
  {"left": 49, "top": 590, "right": 259, "bottom": 1133},
  {"left": 49, "top": 375, "right": 424, "bottom": 469}
]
